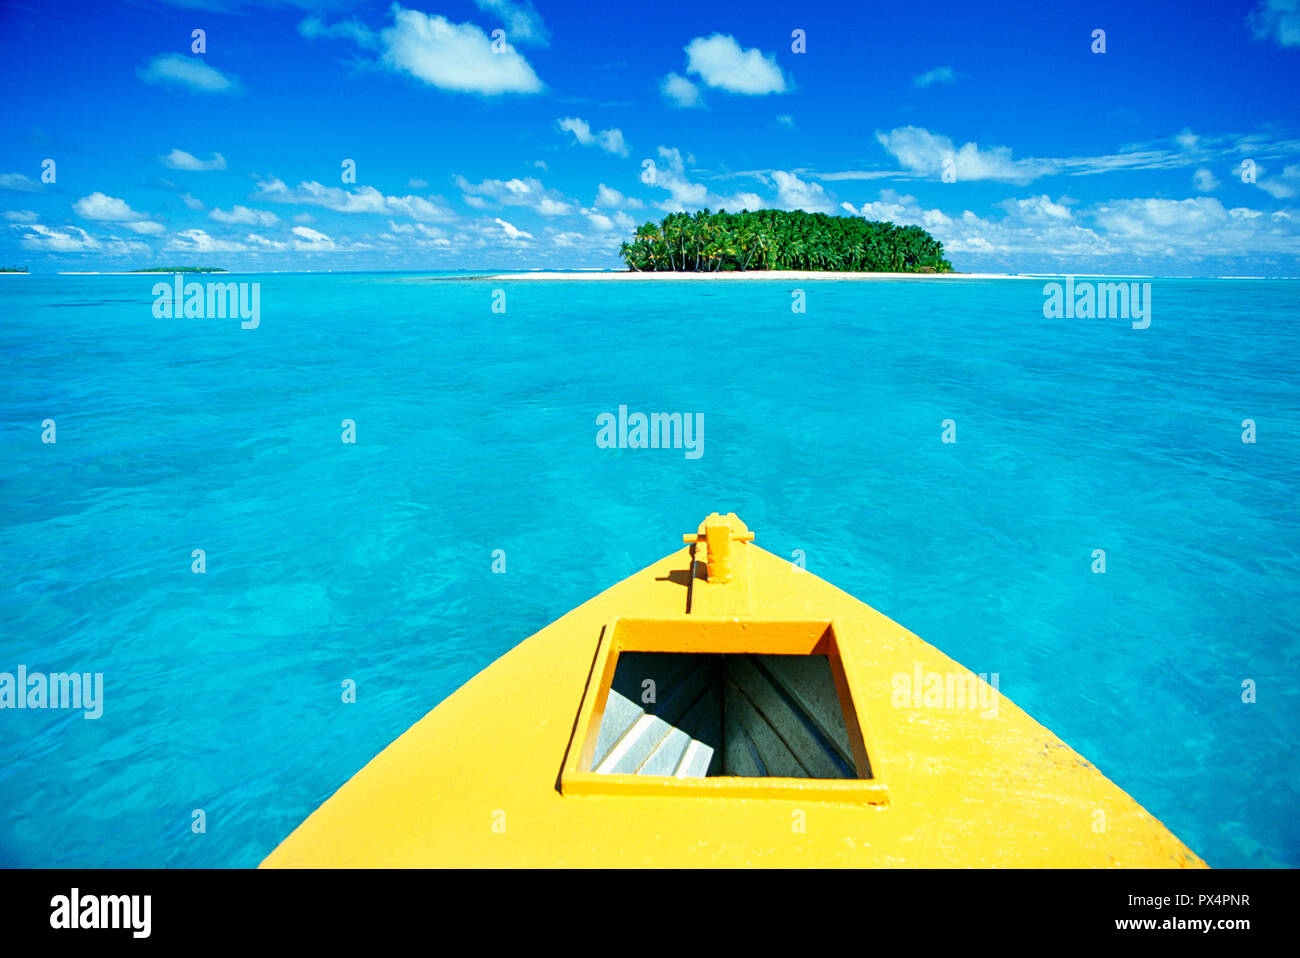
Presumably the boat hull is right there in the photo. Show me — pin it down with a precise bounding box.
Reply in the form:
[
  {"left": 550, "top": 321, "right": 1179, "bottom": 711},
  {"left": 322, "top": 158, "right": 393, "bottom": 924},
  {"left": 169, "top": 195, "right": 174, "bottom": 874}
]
[{"left": 262, "top": 542, "right": 1205, "bottom": 868}]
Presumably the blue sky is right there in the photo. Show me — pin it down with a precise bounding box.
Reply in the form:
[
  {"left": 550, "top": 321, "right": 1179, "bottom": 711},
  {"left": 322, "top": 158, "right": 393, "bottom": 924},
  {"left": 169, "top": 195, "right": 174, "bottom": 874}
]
[{"left": 1, "top": 0, "right": 1298, "bottom": 274}]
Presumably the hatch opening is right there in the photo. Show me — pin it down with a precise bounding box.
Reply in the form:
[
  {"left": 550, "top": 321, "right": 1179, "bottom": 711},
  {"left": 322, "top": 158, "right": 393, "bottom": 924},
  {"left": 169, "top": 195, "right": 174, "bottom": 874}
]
[{"left": 561, "top": 618, "right": 888, "bottom": 804}]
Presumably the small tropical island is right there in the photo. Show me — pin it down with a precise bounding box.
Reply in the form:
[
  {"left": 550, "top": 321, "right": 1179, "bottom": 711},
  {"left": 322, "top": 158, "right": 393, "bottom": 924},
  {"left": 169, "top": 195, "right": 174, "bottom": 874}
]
[
  {"left": 618, "top": 210, "right": 953, "bottom": 273},
  {"left": 0, "top": 266, "right": 29, "bottom": 273},
  {"left": 131, "top": 266, "right": 228, "bottom": 273}
]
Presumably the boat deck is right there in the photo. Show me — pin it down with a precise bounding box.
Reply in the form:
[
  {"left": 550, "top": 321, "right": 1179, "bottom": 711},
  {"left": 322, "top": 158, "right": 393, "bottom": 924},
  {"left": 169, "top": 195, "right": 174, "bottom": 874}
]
[{"left": 262, "top": 531, "right": 1205, "bottom": 868}]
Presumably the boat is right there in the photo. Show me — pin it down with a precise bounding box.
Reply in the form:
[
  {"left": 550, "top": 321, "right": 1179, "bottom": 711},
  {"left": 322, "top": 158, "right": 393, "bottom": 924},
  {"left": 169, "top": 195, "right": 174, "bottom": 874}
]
[{"left": 262, "top": 513, "right": 1206, "bottom": 868}]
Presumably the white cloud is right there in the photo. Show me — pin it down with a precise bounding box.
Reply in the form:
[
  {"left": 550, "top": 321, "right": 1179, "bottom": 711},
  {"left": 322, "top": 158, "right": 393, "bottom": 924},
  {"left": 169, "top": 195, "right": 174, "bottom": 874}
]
[
  {"left": 776, "top": 114, "right": 795, "bottom": 129},
  {"left": 595, "top": 183, "right": 644, "bottom": 209},
  {"left": 473, "top": 0, "right": 550, "bottom": 46},
  {"left": 180, "top": 192, "right": 205, "bottom": 210},
  {"left": 137, "top": 53, "right": 239, "bottom": 94},
  {"left": 3, "top": 210, "right": 38, "bottom": 222},
  {"left": 13, "top": 223, "right": 148, "bottom": 254},
  {"left": 996, "top": 194, "right": 1074, "bottom": 222},
  {"left": 683, "top": 34, "right": 788, "bottom": 94},
  {"left": 454, "top": 175, "right": 574, "bottom": 215},
  {"left": 580, "top": 208, "right": 637, "bottom": 232},
  {"left": 167, "top": 228, "right": 248, "bottom": 253},
  {"left": 255, "top": 178, "right": 455, "bottom": 221},
  {"left": 210, "top": 205, "right": 280, "bottom": 226},
  {"left": 494, "top": 217, "right": 534, "bottom": 240},
  {"left": 160, "top": 148, "right": 227, "bottom": 171},
  {"left": 409, "top": 177, "right": 428, "bottom": 188},
  {"left": 645, "top": 147, "right": 764, "bottom": 213},
  {"left": 379, "top": 5, "right": 543, "bottom": 95},
  {"left": 298, "top": 15, "right": 380, "bottom": 49},
  {"left": 73, "top": 192, "right": 143, "bottom": 221},
  {"left": 647, "top": 147, "right": 709, "bottom": 209},
  {"left": 245, "top": 233, "right": 288, "bottom": 251},
  {"left": 1176, "top": 128, "right": 1199, "bottom": 151},
  {"left": 0, "top": 172, "right": 41, "bottom": 192},
  {"left": 291, "top": 226, "right": 336, "bottom": 250},
  {"left": 73, "top": 192, "right": 160, "bottom": 239},
  {"left": 839, "top": 188, "right": 1300, "bottom": 269},
  {"left": 1255, "top": 163, "right": 1300, "bottom": 199},
  {"left": 1193, "top": 168, "right": 1220, "bottom": 192},
  {"left": 914, "top": 66, "right": 958, "bottom": 88},
  {"left": 556, "top": 117, "right": 629, "bottom": 156},
  {"left": 660, "top": 72, "right": 702, "bottom": 108},
  {"left": 1248, "top": 0, "right": 1300, "bottom": 47},
  {"left": 771, "top": 171, "right": 835, "bottom": 213},
  {"left": 876, "top": 126, "right": 1053, "bottom": 183}
]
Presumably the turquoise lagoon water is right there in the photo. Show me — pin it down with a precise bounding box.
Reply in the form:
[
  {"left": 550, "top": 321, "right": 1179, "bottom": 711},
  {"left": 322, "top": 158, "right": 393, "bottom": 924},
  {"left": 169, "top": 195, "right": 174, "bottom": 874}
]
[{"left": 0, "top": 272, "right": 1297, "bottom": 867}]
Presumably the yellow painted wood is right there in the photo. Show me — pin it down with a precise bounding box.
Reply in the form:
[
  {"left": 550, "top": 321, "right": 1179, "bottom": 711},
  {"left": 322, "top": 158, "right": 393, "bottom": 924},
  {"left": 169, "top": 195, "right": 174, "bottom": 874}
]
[{"left": 262, "top": 527, "right": 1206, "bottom": 868}]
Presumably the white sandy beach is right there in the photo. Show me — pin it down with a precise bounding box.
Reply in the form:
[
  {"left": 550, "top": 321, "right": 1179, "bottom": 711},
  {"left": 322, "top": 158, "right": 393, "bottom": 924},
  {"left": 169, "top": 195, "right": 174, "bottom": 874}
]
[{"left": 480, "top": 270, "right": 1033, "bottom": 281}]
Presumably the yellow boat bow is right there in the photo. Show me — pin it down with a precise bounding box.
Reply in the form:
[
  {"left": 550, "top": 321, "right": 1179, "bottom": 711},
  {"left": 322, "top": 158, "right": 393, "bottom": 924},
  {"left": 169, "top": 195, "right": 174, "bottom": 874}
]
[{"left": 262, "top": 513, "right": 1205, "bottom": 868}]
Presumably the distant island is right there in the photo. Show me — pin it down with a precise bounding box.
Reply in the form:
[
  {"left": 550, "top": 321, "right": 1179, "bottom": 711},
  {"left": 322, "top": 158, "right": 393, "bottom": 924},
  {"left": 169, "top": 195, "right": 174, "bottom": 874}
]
[
  {"left": 618, "top": 210, "right": 953, "bottom": 273},
  {"left": 131, "top": 266, "right": 228, "bottom": 273},
  {"left": 0, "top": 266, "right": 29, "bottom": 273}
]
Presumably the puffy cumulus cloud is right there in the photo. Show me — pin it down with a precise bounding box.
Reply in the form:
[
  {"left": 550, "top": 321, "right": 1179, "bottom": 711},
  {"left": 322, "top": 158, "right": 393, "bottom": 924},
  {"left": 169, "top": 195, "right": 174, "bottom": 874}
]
[
  {"left": 73, "top": 192, "right": 147, "bottom": 221},
  {"left": 646, "top": 147, "right": 709, "bottom": 209},
  {"left": 581, "top": 208, "right": 637, "bottom": 232},
  {"left": 913, "top": 66, "right": 958, "bottom": 88},
  {"left": 494, "top": 217, "right": 534, "bottom": 240},
  {"left": 473, "top": 0, "right": 550, "bottom": 46},
  {"left": 837, "top": 189, "right": 1300, "bottom": 270},
  {"left": 683, "top": 34, "right": 788, "bottom": 94},
  {"left": 210, "top": 205, "right": 280, "bottom": 226},
  {"left": 996, "top": 194, "right": 1074, "bottom": 222},
  {"left": 73, "top": 192, "right": 162, "bottom": 234},
  {"left": 1248, "top": 0, "right": 1300, "bottom": 47},
  {"left": 12, "top": 223, "right": 148, "bottom": 255},
  {"left": 1089, "top": 196, "right": 1300, "bottom": 255},
  {"left": 660, "top": 72, "right": 702, "bottom": 108},
  {"left": 876, "top": 126, "right": 1053, "bottom": 184},
  {"left": 594, "top": 184, "right": 644, "bottom": 209},
  {"left": 1193, "top": 168, "right": 1220, "bottom": 192},
  {"left": 454, "top": 175, "right": 574, "bottom": 215},
  {"left": 1176, "top": 128, "right": 1200, "bottom": 151},
  {"left": 160, "top": 149, "right": 227, "bottom": 171},
  {"left": 180, "top": 193, "right": 205, "bottom": 210},
  {"left": 770, "top": 170, "right": 836, "bottom": 213},
  {"left": 137, "top": 53, "right": 239, "bottom": 94},
  {"left": 381, "top": 5, "right": 542, "bottom": 94},
  {"left": 556, "top": 117, "right": 629, "bottom": 157},
  {"left": 254, "top": 178, "right": 455, "bottom": 221},
  {"left": 302, "top": 5, "right": 544, "bottom": 94}
]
